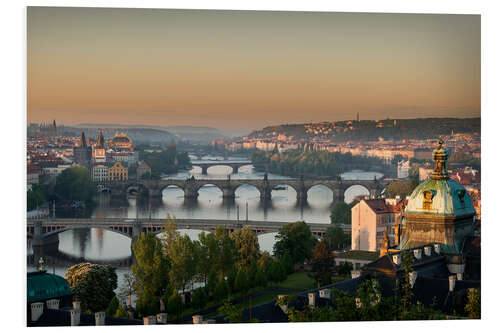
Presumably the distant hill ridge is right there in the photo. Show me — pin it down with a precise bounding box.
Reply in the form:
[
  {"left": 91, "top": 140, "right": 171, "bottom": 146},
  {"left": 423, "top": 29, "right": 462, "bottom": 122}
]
[{"left": 247, "top": 117, "right": 480, "bottom": 142}]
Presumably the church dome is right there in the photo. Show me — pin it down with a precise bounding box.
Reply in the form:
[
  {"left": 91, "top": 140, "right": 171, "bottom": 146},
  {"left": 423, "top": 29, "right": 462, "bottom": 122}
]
[
  {"left": 111, "top": 132, "right": 133, "bottom": 148},
  {"left": 405, "top": 138, "right": 475, "bottom": 217}
]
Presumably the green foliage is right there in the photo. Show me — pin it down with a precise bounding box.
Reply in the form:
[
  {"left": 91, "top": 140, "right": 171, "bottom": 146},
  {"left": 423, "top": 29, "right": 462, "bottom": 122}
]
[
  {"left": 385, "top": 179, "right": 419, "bottom": 198},
  {"left": 65, "top": 262, "right": 118, "bottom": 313},
  {"left": 191, "top": 288, "right": 208, "bottom": 311},
  {"left": 54, "top": 166, "right": 96, "bottom": 204},
  {"left": 281, "top": 252, "right": 294, "bottom": 275},
  {"left": 166, "top": 292, "right": 182, "bottom": 317},
  {"left": 234, "top": 269, "right": 248, "bottom": 293},
  {"left": 167, "top": 233, "right": 196, "bottom": 292},
  {"left": 114, "top": 302, "right": 128, "bottom": 318},
  {"left": 252, "top": 150, "right": 385, "bottom": 178},
  {"left": 338, "top": 262, "right": 353, "bottom": 276},
  {"left": 218, "top": 299, "right": 245, "bottom": 323},
  {"left": 230, "top": 226, "right": 260, "bottom": 270},
  {"left": 27, "top": 184, "right": 45, "bottom": 211},
  {"left": 131, "top": 232, "right": 169, "bottom": 299},
  {"left": 135, "top": 289, "right": 159, "bottom": 318},
  {"left": 106, "top": 296, "right": 119, "bottom": 317},
  {"left": 139, "top": 144, "right": 190, "bottom": 177},
  {"left": 330, "top": 202, "right": 352, "bottom": 225},
  {"left": 273, "top": 222, "right": 316, "bottom": 264},
  {"left": 465, "top": 288, "right": 481, "bottom": 319},
  {"left": 311, "top": 240, "right": 336, "bottom": 287},
  {"left": 323, "top": 225, "right": 349, "bottom": 251},
  {"left": 214, "top": 276, "right": 229, "bottom": 302},
  {"left": 206, "top": 268, "right": 218, "bottom": 297}
]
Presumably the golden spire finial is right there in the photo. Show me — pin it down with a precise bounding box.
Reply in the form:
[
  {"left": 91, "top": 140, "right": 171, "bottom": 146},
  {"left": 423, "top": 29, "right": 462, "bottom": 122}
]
[{"left": 431, "top": 136, "right": 449, "bottom": 180}]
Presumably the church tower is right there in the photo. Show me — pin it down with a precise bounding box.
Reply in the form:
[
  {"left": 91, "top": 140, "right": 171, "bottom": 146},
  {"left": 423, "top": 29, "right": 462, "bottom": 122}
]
[
  {"left": 73, "top": 132, "right": 92, "bottom": 169},
  {"left": 399, "top": 138, "right": 475, "bottom": 255}
]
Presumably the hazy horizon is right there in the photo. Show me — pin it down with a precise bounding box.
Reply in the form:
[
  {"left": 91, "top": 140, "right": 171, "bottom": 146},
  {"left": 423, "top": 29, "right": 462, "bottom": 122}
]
[{"left": 28, "top": 8, "right": 480, "bottom": 136}]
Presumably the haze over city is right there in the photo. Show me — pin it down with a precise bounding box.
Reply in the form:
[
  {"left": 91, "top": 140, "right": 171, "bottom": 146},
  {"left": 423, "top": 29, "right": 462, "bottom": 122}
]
[{"left": 28, "top": 7, "right": 480, "bottom": 136}]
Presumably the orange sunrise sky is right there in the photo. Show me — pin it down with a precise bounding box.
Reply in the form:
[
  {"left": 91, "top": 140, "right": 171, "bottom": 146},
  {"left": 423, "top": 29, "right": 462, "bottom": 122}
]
[{"left": 27, "top": 7, "right": 480, "bottom": 135}]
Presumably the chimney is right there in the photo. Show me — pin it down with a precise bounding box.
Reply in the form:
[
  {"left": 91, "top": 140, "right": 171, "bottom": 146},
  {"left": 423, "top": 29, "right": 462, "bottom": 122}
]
[
  {"left": 46, "top": 299, "right": 60, "bottom": 310},
  {"left": 351, "top": 270, "right": 361, "bottom": 279},
  {"left": 319, "top": 289, "right": 331, "bottom": 300},
  {"left": 457, "top": 272, "right": 463, "bottom": 281},
  {"left": 30, "top": 302, "right": 44, "bottom": 322},
  {"left": 143, "top": 316, "right": 156, "bottom": 325},
  {"left": 156, "top": 313, "right": 167, "bottom": 324},
  {"left": 424, "top": 246, "right": 432, "bottom": 256},
  {"left": 392, "top": 254, "right": 401, "bottom": 265},
  {"left": 192, "top": 315, "right": 203, "bottom": 324},
  {"left": 413, "top": 249, "right": 422, "bottom": 260},
  {"left": 434, "top": 243, "right": 441, "bottom": 254},
  {"left": 308, "top": 293, "right": 316, "bottom": 307},
  {"left": 449, "top": 275, "right": 456, "bottom": 292},
  {"left": 95, "top": 311, "right": 106, "bottom": 326},
  {"left": 409, "top": 271, "right": 418, "bottom": 288},
  {"left": 70, "top": 309, "right": 81, "bottom": 326}
]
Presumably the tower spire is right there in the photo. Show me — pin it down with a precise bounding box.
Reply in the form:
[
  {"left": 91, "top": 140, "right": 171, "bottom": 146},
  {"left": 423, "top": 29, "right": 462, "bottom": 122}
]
[
  {"left": 80, "top": 132, "right": 87, "bottom": 148},
  {"left": 96, "top": 129, "right": 105, "bottom": 148}
]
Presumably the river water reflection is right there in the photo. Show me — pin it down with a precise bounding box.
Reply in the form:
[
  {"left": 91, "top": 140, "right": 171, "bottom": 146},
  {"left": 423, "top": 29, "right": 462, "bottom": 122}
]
[{"left": 27, "top": 162, "right": 383, "bottom": 296}]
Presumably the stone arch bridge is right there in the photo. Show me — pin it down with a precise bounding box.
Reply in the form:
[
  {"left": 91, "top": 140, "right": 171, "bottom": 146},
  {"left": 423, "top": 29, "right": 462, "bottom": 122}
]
[
  {"left": 27, "top": 218, "right": 350, "bottom": 248},
  {"left": 101, "top": 177, "right": 390, "bottom": 204}
]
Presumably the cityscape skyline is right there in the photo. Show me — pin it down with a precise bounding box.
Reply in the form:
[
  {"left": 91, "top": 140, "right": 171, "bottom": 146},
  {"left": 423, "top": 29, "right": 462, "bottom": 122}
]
[{"left": 28, "top": 7, "right": 480, "bottom": 136}]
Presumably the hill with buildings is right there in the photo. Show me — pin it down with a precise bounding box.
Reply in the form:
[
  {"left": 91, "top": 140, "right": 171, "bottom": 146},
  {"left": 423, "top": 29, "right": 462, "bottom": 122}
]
[{"left": 247, "top": 117, "right": 480, "bottom": 142}]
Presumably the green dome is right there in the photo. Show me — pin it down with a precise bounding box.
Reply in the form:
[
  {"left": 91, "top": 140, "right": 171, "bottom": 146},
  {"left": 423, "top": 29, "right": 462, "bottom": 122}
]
[
  {"left": 27, "top": 271, "right": 73, "bottom": 303},
  {"left": 405, "top": 178, "right": 476, "bottom": 217}
]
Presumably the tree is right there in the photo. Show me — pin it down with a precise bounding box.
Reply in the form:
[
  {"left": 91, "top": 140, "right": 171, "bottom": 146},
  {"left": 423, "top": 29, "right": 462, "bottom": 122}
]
[
  {"left": 234, "top": 269, "right": 248, "bottom": 293},
  {"left": 206, "top": 268, "right": 218, "bottom": 297},
  {"left": 213, "top": 276, "right": 229, "bottom": 302},
  {"left": 323, "top": 226, "right": 349, "bottom": 251},
  {"left": 385, "top": 179, "right": 419, "bottom": 198},
  {"left": 213, "top": 226, "right": 236, "bottom": 276},
  {"left": 191, "top": 288, "right": 208, "bottom": 311},
  {"left": 116, "top": 272, "right": 136, "bottom": 307},
  {"left": 27, "top": 184, "right": 45, "bottom": 211},
  {"left": 281, "top": 252, "right": 294, "bottom": 275},
  {"left": 311, "top": 240, "right": 335, "bottom": 287},
  {"left": 218, "top": 299, "right": 245, "bottom": 323},
  {"left": 273, "top": 222, "right": 316, "bottom": 264},
  {"left": 167, "top": 233, "right": 196, "bottom": 293},
  {"left": 65, "top": 262, "right": 118, "bottom": 313},
  {"left": 54, "top": 165, "right": 96, "bottom": 204},
  {"left": 114, "top": 302, "right": 128, "bottom": 318},
  {"left": 131, "top": 232, "right": 169, "bottom": 300},
  {"left": 106, "top": 296, "right": 120, "bottom": 317},
  {"left": 330, "top": 202, "right": 351, "bottom": 225},
  {"left": 465, "top": 288, "right": 481, "bottom": 319},
  {"left": 230, "top": 226, "right": 260, "bottom": 270},
  {"left": 166, "top": 292, "right": 182, "bottom": 318}
]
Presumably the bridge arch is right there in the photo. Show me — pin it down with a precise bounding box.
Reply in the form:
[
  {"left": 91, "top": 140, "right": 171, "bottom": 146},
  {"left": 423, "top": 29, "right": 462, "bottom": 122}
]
[
  {"left": 234, "top": 183, "right": 261, "bottom": 197},
  {"left": 41, "top": 226, "right": 134, "bottom": 240},
  {"left": 343, "top": 184, "right": 371, "bottom": 204},
  {"left": 306, "top": 184, "right": 334, "bottom": 204}
]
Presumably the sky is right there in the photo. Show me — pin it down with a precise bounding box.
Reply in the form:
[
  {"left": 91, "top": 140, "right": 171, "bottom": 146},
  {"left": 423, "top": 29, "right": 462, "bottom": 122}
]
[{"left": 27, "top": 7, "right": 480, "bottom": 136}]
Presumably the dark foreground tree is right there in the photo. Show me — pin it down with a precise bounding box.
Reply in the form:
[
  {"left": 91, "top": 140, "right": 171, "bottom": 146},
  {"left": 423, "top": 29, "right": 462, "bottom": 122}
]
[
  {"left": 65, "top": 262, "right": 117, "bottom": 313},
  {"left": 330, "top": 202, "right": 352, "bottom": 225},
  {"left": 273, "top": 221, "right": 316, "bottom": 264},
  {"left": 54, "top": 166, "right": 96, "bottom": 204}
]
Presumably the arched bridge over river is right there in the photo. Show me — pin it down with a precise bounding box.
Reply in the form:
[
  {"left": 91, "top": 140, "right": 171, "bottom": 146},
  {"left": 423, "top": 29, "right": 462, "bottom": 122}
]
[
  {"left": 99, "top": 177, "right": 390, "bottom": 204},
  {"left": 27, "top": 218, "right": 351, "bottom": 248}
]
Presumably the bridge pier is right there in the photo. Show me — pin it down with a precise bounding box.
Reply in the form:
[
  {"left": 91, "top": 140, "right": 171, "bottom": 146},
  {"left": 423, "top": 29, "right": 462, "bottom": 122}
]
[
  {"left": 259, "top": 187, "right": 272, "bottom": 201},
  {"left": 332, "top": 188, "right": 345, "bottom": 204},
  {"left": 296, "top": 189, "right": 308, "bottom": 204},
  {"left": 201, "top": 166, "right": 209, "bottom": 175},
  {"left": 148, "top": 188, "right": 162, "bottom": 198},
  {"left": 231, "top": 166, "right": 238, "bottom": 174},
  {"left": 184, "top": 187, "right": 199, "bottom": 200},
  {"left": 222, "top": 187, "right": 235, "bottom": 200}
]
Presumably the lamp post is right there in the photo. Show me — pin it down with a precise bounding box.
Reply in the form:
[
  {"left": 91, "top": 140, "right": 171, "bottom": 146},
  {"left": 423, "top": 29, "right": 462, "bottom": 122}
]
[{"left": 246, "top": 201, "right": 248, "bottom": 223}]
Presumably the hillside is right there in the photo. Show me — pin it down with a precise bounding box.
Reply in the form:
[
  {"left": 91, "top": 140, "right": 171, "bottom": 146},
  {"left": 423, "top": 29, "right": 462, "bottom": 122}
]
[{"left": 247, "top": 117, "right": 480, "bottom": 142}]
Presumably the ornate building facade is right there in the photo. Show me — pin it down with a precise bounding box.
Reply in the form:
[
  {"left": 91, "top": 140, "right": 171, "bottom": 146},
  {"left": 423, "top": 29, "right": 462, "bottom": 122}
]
[{"left": 109, "top": 161, "right": 128, "bottom": 181}]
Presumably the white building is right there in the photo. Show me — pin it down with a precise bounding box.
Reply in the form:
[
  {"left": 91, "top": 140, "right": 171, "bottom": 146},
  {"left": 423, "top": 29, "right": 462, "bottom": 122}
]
[
  {"left": 351, "top": 199, "right": 398, "bottom": 252},
  {"left": 397, "top": 160, "right": 410, "bottom": 178},
  {"left": 92, "top": 164, "right": 109, "bottom": 182}
]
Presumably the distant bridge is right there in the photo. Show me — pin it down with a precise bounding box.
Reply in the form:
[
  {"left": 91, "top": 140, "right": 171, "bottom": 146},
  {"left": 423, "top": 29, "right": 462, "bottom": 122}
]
[
  {"left": 27, "top": 218, "right": 351, "bottom": 248},
  {"left": 190, "top": 160, "right": 257, "bottom": 175},
  {"left": 98, "top": 177, "right": 390, "bottom": 204}
]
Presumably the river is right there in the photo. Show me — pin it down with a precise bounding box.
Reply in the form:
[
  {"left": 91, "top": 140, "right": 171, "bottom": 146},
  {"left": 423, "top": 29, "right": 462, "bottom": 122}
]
[{"left": 27, "top": 158, "right": 383, "bottom": 298}]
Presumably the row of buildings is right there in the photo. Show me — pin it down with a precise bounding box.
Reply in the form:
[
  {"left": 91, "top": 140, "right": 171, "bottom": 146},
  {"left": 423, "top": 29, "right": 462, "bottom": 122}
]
[{"left": 27, "top": 129, "right": 151, "bottom": 189}]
